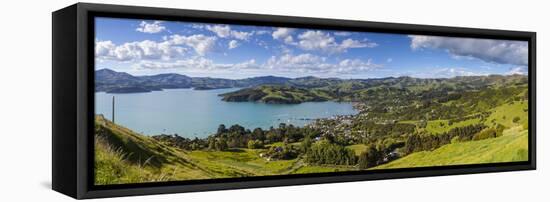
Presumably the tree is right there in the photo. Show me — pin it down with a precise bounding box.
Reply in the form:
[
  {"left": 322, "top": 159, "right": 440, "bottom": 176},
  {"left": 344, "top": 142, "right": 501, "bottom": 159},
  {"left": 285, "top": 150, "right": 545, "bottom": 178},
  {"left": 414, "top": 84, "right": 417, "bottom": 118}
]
[
  {"left": 252, "top": 128, "right": 265, "bottom": 141},
  {"left": 301, "top": 136, "right": 312, "bottom": 153},
  {"left": 217, "top": 124, "right": 227, "bottom": 135},
  {"left": 358, "top": 145, "right": 380, "bottom": 169},
  {"left": 210, "top": 137, "right": 228, "bottom": 151},
  {"left": 472, "top": 128, "right": 497, "bottom": 141},
  {"left": 305, "top": 141, "right": 357, "bottom": 166},
  {"left": 247, "top": 140, "right": 263, "bottom": 149}
]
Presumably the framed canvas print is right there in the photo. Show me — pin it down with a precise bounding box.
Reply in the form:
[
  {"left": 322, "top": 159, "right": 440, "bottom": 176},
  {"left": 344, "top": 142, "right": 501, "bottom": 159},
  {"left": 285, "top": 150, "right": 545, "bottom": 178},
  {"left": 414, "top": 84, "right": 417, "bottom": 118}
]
[{"left": 52, "top": 3, "right": 536, "bottom": 199}]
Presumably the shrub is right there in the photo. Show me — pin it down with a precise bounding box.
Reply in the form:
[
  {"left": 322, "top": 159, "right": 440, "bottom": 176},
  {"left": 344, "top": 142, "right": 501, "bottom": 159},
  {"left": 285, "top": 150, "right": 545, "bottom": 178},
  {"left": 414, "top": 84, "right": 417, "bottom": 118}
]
[
  {"left": 472, "top": 128, "right": 497, "bottom": 141},
  {"left": 358, "top": 145, "right": 380, "bottom": 169},
  {"left": 266, "top": 144, "right": 298, "bottom": 160},
  {"left": 450, "top": 136, "right": 461, "bottom": 144},
  {"left": 247, "top": 140, "right": 263, "bottom": 149}
]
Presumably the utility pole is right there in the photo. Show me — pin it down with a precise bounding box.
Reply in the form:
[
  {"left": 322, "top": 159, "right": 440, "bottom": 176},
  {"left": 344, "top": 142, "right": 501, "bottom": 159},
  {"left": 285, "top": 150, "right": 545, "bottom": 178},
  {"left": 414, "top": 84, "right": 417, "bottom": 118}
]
[{"left": 112, "top": 96, "right": 115, "bottom": 124}]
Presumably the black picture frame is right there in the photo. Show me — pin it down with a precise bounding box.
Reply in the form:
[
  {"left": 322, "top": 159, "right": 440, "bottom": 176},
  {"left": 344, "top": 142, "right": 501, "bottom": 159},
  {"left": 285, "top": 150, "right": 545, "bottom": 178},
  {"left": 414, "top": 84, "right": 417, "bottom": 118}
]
[{"left": 52, "top": 3, "right": 536, "bottom": 199}]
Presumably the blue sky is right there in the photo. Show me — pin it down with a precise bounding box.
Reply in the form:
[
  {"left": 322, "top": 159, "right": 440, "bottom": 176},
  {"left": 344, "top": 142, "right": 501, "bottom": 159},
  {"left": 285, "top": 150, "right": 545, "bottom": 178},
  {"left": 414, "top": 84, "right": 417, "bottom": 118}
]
[{"left": 95, "top": 17, "right": 528, "bottom": 79}]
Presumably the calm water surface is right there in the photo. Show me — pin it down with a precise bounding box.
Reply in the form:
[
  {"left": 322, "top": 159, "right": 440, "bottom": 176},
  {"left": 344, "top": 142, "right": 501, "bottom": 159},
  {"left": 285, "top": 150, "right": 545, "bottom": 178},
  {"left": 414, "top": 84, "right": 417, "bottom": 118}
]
[{"left": 95, "top": 88, "right": 357, "bottom": 138}]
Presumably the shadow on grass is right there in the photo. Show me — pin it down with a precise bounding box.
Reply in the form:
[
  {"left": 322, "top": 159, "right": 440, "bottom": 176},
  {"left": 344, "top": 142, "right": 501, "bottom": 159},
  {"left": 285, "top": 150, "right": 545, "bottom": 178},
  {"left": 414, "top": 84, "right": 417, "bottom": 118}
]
[{"left": 226, "top": 148, "right": 246, "bottom": 152}]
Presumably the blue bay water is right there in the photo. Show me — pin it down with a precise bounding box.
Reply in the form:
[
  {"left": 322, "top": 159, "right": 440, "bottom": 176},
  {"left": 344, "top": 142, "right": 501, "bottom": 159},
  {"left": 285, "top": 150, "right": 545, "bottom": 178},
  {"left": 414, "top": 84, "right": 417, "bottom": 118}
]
[{"left": 95, "top": 88, "right": 357, "bottom": 138}]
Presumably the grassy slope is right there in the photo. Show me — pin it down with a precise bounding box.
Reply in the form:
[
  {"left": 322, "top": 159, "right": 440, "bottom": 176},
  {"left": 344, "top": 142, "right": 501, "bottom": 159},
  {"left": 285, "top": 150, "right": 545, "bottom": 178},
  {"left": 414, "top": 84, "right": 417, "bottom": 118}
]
[
  {"left": 485, "top": 101, "right": 528, "bottom": 128},
  {"left": 373, "top": 128, "right": 527, "bottom": 169},
  {"left": 95, "top": 136, "right": 156, "bottom": 185},
  {"left": 425, "top": 118, "right": 481, "bottom": 134},
  {"left": 373, "top": 101, "right": 529, "bottom": 169},
  {"left": 95, "top": 115, "right": 350, "bottom": 184},
  {"left": 94, "top": 116, "right": 214, "bottom": 185}
]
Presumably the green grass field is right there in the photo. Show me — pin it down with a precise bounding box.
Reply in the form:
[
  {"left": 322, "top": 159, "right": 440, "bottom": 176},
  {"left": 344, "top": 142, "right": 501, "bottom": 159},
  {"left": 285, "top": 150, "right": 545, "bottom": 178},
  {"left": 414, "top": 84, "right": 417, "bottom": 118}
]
[
  {"left": 373, "top": 127, "right": 528, "bottom": 169},
  {"left": 425, "top": 118, "right": 481, "bottom": 134},
  {"left": 485, "top": 101, "right": 528, "bottom": 128},
  {"left": 95, "top": 96, "right": 529, "bottom": 184},
  {"left": 374, "top": 101, "right": 529, "bottom": 169},
  {"left": 346, "top": 144, "right": 367, "bottom": 155}
]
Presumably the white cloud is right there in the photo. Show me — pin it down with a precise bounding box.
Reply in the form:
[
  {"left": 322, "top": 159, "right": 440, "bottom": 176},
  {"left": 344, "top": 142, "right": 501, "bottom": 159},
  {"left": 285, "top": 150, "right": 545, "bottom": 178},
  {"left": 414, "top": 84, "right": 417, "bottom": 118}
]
[
  {"left": 265, "top": 53, "right": 381, "bottom": 74},
  {"left": 435, "top": 67, "right": 479, "bottom": 77},
  {"left": 95, "top": 40, "right": 186, "bottom": 61},
  {"left": 254, "top": 30, "right": 271, "bottom": 35},
  {"left": 190, "top": 24, "right": 205, "bottom": 29},
  {"left": 407, "top": 67, "right": 488, "bottom": 78},
  {"left": 409, "top": 35, "right": 528, "bottom": 66},
  {"left": 334, "top": 32, "right": 352, "bottom": 36},
  {"left": 341, "top": 38, "right": 377, "bottom": 49},
  {"left": 206, "top": 25, "right": 253, "bottom": 40},
  {"left": 95, "top": 34, "right": 216, "bottom": 61},
  {"left": 206, "top": 25, "right": 230, "bottom": 38},
  {"left": 272, "top": 28, "right": 295, "bottom": 44},
  {"left": 228, "top": 40, "right": 239, "bottom": 49},
  {"left": 132, "top": 52, "right": 380, "bottom": 76},
  {"left": 507, "top": 66, "right": 528, "bottom": 75},
  {"left": 135, "top": 57, "right": 258, "bottom": 70},
  {"left": 266, "top": 53, "right": 324, "bottom": 70},
  {"left": 95, "top": 40, "right": 116, "bottom": 58},
  {"left": 297, "top": 31, "right": 377, "bottom": 53},
  {"left": 136, "top": 21, "right": 166, "bottom": 34},
  {"left": 168, "top": 34, "right": 217, "bottom": 55},
  {"left": 231, "top": 30, "right": 253, "bottom": 40},
  {"left": 387, "top": 58, "right": 393, "bottom": 63}
]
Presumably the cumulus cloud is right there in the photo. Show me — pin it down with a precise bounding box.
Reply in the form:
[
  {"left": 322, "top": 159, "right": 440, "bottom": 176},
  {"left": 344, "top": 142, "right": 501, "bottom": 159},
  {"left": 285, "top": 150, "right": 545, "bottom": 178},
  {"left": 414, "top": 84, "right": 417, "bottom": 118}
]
[
  {"left": 206, "top": 25, "right": 253, "bottom": 40},
  {"left": 272, "top": 28, "right": 295, "bottom": 44},
  {"left": 168, "top": 34, "right": 217, "bottom": 55},
  {"left": 136, "top": 21, "right": 166, "bottom": 33},
  {"left": 297, "top": 31, "right": 377, "bottom": 53},
  {"left": 95, "top": 34, "right": 217, "bottom": 61},
  {"left": 228, "top": 40, "right": 239, "bottom": 49},
  {"left": 131, "top": 52, "right": 380, "bottom": 76},
  {"left": 409, "top": 35, "right": 528, "bottom": 66},
  {"left": 95, "top": 40, "right": 186, "bottom": 61},
  {"left": 135, "top": 57, "right": 258, "bottom": 70},
  {"left": 265, "top": 53, "right": 381, "bottom": 74}
]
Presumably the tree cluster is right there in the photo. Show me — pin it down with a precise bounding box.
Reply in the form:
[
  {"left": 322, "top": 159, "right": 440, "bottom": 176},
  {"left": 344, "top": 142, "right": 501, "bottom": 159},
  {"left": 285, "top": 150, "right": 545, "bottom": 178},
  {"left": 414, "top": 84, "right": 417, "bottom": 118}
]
[
  {"left": 305, "top": 140, "right": 357, "bottom": 166},
  {"left": 404, "top": 124, "right": 486, "bottom": 154}
]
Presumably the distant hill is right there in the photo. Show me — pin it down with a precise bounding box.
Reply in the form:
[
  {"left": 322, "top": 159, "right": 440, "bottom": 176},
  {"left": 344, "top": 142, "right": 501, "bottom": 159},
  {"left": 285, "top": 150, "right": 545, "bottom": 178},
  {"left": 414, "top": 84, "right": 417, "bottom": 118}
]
[
  {"left": 141, "top": 73, "right": 193, "bottom": 89},
  {"left": 93, "top": 71, "right": 530, "bottom": 184},
  {"left": 95, "top": 69, "right": 291, "bottom": 93},
  {"left": 220, "top": 85, "right": 331, "bottom": 104},
  {"left": 220, "top": 74, "right": 528, "bottom": 104},
  {"left": 95, "top": 68, "right": 527, "bottom": 95}
]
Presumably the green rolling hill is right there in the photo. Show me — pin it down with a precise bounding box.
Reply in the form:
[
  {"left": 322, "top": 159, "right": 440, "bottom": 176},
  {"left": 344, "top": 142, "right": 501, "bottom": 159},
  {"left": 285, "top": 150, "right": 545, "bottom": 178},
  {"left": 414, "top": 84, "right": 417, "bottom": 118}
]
[
  {"left": 372, "top": 128, "right": 527, "bottom": 169},
  {"left": 94, "top": 115, "right": 350, "bottom": 185}
]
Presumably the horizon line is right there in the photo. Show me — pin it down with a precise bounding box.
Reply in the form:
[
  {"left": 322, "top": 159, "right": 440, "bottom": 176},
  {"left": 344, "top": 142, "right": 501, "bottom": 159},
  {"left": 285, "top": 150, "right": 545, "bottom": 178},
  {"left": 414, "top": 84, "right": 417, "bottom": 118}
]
[{"left": 95, "top": 68, "right": 527, "bottom": 80}]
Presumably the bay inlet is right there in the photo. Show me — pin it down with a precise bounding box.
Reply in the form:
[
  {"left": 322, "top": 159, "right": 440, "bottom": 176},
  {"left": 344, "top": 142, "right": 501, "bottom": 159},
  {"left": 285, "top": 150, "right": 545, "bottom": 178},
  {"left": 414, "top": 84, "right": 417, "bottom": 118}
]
[{"left": 95, "top": 88, "right": 358, "bottom": 138}]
